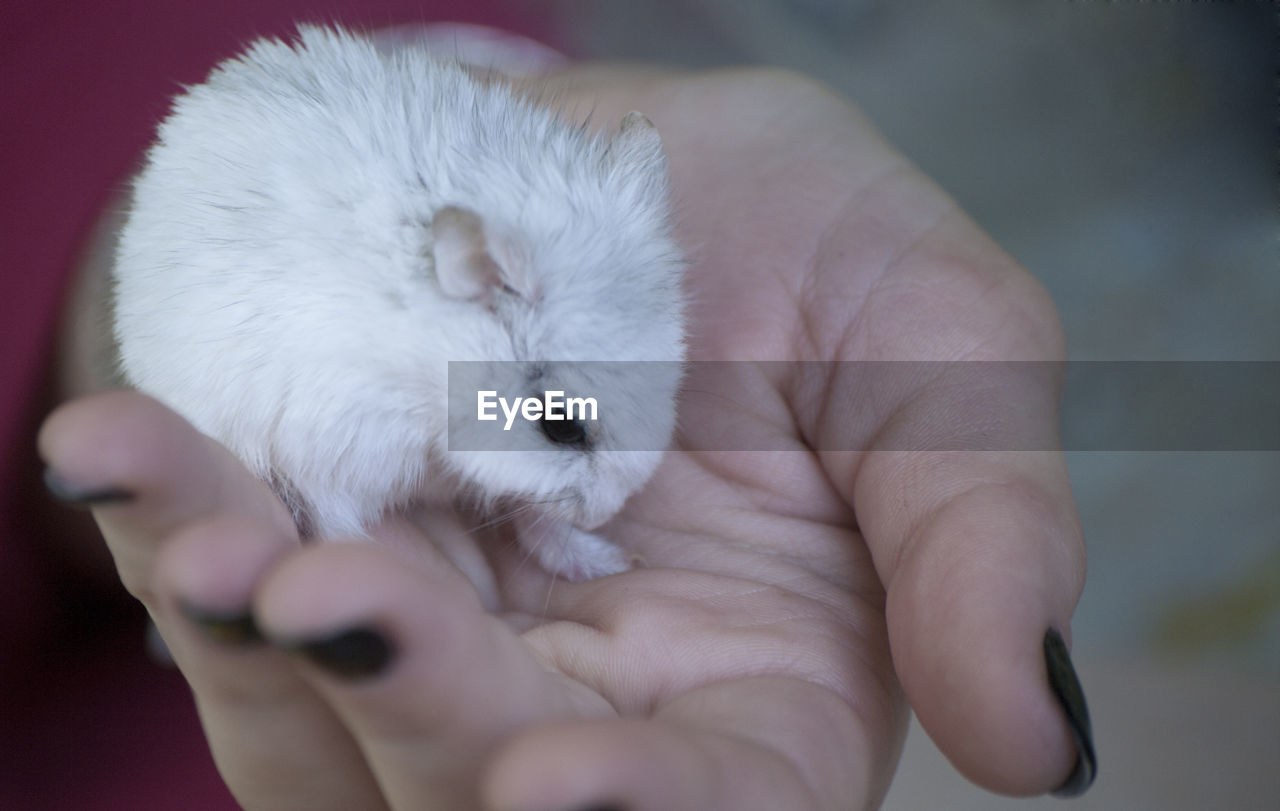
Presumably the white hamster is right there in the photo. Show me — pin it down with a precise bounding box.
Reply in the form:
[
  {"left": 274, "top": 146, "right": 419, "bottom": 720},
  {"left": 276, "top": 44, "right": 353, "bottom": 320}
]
[{"left": 112, "top": 25, "right": 686, "bottom": 581}]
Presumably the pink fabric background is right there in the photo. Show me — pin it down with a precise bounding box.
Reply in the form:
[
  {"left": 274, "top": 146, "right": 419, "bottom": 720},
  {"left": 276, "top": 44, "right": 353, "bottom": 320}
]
[{"left": 0, "top": 3, "right": 548, "bottom": 807}]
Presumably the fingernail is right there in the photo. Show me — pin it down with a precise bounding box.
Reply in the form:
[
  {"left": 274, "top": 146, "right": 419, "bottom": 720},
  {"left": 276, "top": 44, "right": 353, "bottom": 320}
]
[
  {"left": 179, "top": 601, "right": 264, "bottom": 646},
  {"left": 43, "top": 468, "right": 134, "bottom": 507},
  {"left": 1044, "top": 627, "right": 1097, "bottom": 797},
  {"left": 280, "top": 626, "right": 395, "bottom": 681}
]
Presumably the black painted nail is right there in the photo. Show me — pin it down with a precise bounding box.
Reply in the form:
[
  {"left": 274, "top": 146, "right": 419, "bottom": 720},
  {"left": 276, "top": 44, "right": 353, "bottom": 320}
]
[
  {"left": 1044, "top": 628, "right": 1097, "bottom": 797},
  {"left": 43, "top": 468, "right": 134, "bottom": 507},
  {"left": 281, "top": 626, "right": 395, "bottom": 681},
  {"left": 179, "top": 601, "right": 264, "bottom": 646}
]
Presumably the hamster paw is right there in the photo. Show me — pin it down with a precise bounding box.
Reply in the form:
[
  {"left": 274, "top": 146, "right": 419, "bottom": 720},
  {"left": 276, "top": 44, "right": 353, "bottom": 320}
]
[{"left": 522, "top": 524, "right": 632, "bottom": 582}]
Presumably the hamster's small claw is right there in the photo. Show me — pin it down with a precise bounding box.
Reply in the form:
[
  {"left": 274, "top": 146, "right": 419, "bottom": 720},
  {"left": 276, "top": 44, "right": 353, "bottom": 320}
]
[
  {"left": 517, "top": 517, "right": 631, "bottom": 582},
  {"left": 547, "top": 528, "right": 632, "bottom": 582}
]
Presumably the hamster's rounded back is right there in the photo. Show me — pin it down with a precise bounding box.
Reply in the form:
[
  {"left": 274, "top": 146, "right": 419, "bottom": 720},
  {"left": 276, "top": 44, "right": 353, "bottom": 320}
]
[{"left": 114, "top": 25, "right": 686, "bottom": 537}]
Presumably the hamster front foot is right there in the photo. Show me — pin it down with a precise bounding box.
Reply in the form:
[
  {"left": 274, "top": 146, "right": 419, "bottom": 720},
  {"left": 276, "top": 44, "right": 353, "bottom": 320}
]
[{"left": 513, "top": 513, "right": 632, "bottom": 582}]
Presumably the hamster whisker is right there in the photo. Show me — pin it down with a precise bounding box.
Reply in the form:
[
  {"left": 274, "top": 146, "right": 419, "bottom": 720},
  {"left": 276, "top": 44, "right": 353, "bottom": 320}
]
[
  {"left": 466, "top": 506, "right": 525, "bottom": 533},
  {"left": 463, "top": 499, "right": 544, "bottom": 536},
  {"left": 469, "top": 493, "right": 576, "bottom": 536},
  {"left": 540, "top": 572, "right": 558, "bottom": 620}
]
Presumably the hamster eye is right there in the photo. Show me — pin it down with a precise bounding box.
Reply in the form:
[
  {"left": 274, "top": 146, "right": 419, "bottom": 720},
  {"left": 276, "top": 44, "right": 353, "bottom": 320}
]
[{"left": 540, "top": 415, "right": 588, "bottom": 446}]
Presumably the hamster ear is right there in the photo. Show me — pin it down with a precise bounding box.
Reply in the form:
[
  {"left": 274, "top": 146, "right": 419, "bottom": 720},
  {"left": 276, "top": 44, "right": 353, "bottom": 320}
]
[
  {"left": 431, "top": 206, "right": 505, "bottom": 301},
  {"left": 610, "top": 111, "right": 668, "bottom": 174}
]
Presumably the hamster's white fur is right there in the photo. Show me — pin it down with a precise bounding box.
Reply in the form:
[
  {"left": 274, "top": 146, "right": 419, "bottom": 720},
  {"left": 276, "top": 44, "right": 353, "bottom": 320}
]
[{"left": 112, "top": 25, "right": 686, "bottom": 580}]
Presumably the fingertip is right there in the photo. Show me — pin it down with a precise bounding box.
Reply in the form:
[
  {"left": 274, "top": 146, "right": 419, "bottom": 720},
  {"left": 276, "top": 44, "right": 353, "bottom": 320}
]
[
  {"left": 38, "top": 390, "right": 196, "bottom": 490},
  {"left": 41, "top": 390, "right": 297, "bottom": 539},
  {"left": 887, "top": 484, "right": 1088, "bottom": 796},
  {"left": 251, "top": 539, "right": 483, "bottom": 655},
  {"left": 38, "top": 390, "right": 118, "bottom": 468},
  {"left": 152, "top": 515, "right": 296, "bottom": 619},
  {"left": 253, "top": 543, "right": 397, "bottom": 639},
  {"left": 899, "top": 618, "right": 1081, "bottom": 796}
]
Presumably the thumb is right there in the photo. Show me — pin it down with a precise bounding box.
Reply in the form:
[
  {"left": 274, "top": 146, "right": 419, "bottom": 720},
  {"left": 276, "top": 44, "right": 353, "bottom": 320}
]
[{"left": 861, "top": 448, "right": 1094, "bottom": 797}]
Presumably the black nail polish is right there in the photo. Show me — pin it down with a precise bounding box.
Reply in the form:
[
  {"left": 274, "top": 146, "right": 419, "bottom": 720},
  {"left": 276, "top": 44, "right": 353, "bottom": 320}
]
[
  {"left": 43, "top": 468, "right": 134, "bottom": 507},
  {"left": 179, "top": 601, "right": 264, "bottom": 646},
  {"left": 1044, "top": 628, "right": 1097, "bottom": 797},
  {"left": 282, "top": 626, "right": 395, "bottom": 681}
]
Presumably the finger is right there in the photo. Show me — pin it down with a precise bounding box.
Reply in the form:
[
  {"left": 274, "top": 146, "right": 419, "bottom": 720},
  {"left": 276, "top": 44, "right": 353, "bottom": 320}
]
[
  {"left": 37, "top": 390, "right": 296, "bottom": 602},
  {"left": 254, "top": 538, "right": 614, "bottom": 811},
  {"left": 151, "top": 516, "right": 388, "bottom": 811},
  {"left": 807, "top": 333, "right": 1088, "bottom": 795},
  {"left": 796, "top": 193, "right": 1093, "bottom": 794},
  {"left": 40, "top": 393, "right": 387, "bottom": 809},
  {"left": 815, "top": 350, "right": 1092, "bottom": 794},
  {"left": 854, "top": 447, "right": 1088, "bottom": 796},
  {"left": 484, "top": 677, "right": 895, "bottom": 811}
]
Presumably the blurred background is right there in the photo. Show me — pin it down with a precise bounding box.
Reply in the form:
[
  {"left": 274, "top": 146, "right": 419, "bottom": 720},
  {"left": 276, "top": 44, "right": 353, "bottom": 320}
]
[{"left": 541, "top": 1, "right": 1278, "bottom": 807}]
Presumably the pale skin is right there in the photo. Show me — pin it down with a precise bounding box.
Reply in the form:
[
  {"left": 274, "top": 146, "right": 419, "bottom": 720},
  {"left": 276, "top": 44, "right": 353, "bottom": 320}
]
[{"left": 39, "top": 65, "right": 1085, "bottom": 810}]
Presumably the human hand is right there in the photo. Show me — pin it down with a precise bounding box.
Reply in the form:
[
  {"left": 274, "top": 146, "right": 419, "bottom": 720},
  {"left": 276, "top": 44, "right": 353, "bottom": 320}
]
[{"left": 39, "top": 66, "right": 1091, "bottom": 810}]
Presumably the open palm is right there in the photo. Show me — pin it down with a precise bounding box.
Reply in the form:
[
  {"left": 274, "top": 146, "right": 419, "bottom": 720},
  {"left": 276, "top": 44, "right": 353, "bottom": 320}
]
[{"left": 40, "top": 67, "right": 1086, "bottom": 811}]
